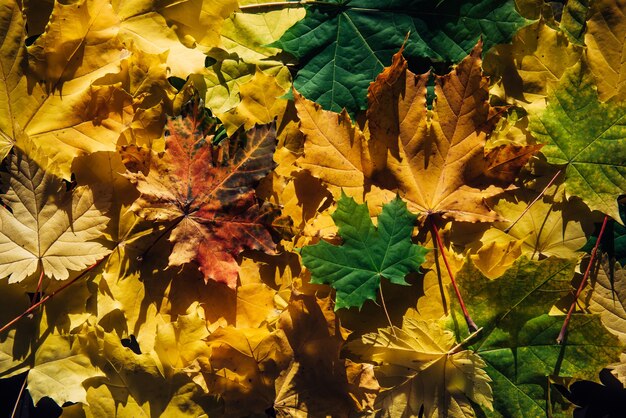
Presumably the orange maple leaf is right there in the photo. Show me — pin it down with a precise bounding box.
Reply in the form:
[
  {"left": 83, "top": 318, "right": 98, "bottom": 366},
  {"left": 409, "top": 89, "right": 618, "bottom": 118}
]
[
  {"left": 125, "top": 98, "right": 279, "bottom": 288},
  {"left": 369, "top": 42, "right": 518, "bottom": 222}
]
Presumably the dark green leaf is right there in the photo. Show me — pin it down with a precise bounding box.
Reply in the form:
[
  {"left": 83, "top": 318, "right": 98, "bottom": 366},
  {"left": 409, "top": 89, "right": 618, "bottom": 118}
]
[
  {"left": 274, "top": 0, "right": 530, "bottom": 115},
  {"left": 300, "top": 193, "right": 428, "bottom": 310}
]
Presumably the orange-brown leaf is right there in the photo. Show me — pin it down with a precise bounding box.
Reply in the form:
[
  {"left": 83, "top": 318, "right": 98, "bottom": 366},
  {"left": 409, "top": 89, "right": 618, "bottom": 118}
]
[{"left": 125, "top": 98, "right": 279, "bottom": 288}]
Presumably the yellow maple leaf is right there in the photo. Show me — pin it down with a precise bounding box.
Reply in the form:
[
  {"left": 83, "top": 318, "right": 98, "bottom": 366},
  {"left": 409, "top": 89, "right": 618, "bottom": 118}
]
[
  {"left": 587, "top": 255, "right": 626, "bottom": 384},
  {"left": 114, "top": 0, "right": 238, "bottom": 78},
  {"left": 204, "top": 326, "right": 293, "bottom": 415},
  {"left": 27, "top": 333, "right": 105, "bottom": 406},
  {"left": 485, "top": 20, "right": 581, "bottom": 107},
  {"left": 0, "top": 0, "right": 137, "bottom": 179},
  {"left": 586, "top": 0, "right": 626, "bottom": 102},
  {"left": 220, "top": 0, "right": 305, "bottom": 64},
  {"left": 0, "top": 147, "right": 111, "bottom": 283},
  {"left": 352, "top": 316, "right": 492, "bottom": 418},
  {"left": 294, "top": 90, "right": 374, "bottom": 201},
  {"left": 370, "top": 43, "right": 509, "bottom": 222},
  {"left": 478, "top": 192, "right": 594, "bottom": 260},
  {"left": 219, "top": 68, "right": 289, "bottom": 134}
]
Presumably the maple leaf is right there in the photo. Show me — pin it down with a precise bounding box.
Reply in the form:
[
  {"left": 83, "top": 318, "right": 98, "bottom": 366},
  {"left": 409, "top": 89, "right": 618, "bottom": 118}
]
[
  {"left": 27, "top": 333, "right": 104, "bottom": 406},
  {"left": 529, "top": 62, "right": 626, "bottom": 223},
  {"left": 588, "top": 256, "right": 626, "bottom": 341},
  {"left": 352, "top": 316, "right": 492, "bottom": 418},
  {"left": 83, "top": 329, "right": 216, "bottom": 417},
  {"left": 483, "top": 143, "right": 543, "bottom": 183},
  {"left": 372, "top": 43, "right": 509, "bottom": 222},
  {"left": 452, "top": 257, "right": 624, "bottom": 417},
  {"left": 125, "top": 97, "right": 279, "bottom": 288},
  {"left": 470, "top": 239, "right": 523, "bottom": 279},
  {"left": 0, "top": 0, "right": 141, "bottom": 179},
  {"left": 560, "top": 0, "right": 590, "bottom": 45},
  {"left": 300, "top": 194, "right": 428, "bottom": 310},
  {"left": 484, "top": 20, "right": 581, "bottom": 106},
  {"left": 155, "top": 303, "right": 211, "bottom": 371},
  {"left": 587, "top": 255, "right": 626, "bottom": 384},
  {"left": 294, "top": 90, "right": 374, "bottom": 201},
  {"left": 113, "top": 0, "right": 238, "bottom": 78},
  {"left": 585, "top": 0, "right": 626, "bottom": 102},
  {"left": 204, "top": 326, "right": 292, "bottom": 416},
  {"left": 219, "top": 69, "right": 290, "bottom": 135},
  {"left": 477, "top": 192, "right": 594, "bottom": 260},
  {"left": 220, "top": 0, "right": 304, "bottom": 65},
  {"left": 273, "top": 0, "right": 529, "bottom": 114},
  {"left": 0, "top": 147, "right": 111, "bottom": 283}
]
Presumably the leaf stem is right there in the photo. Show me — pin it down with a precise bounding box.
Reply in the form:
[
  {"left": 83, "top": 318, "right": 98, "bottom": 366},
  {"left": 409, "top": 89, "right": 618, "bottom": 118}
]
[
  {"left": 430, "top": 218, "right": 478, "bottom": 333},
  {"left": 379, "top": 283, "right": 397, "bottom": 337},
  {"left": 504, "top": 169, "right": 562, "bottom": 233},
  {"left": 238, "top": 1, "right": 335, "bottom": 12},
  {"left": 32, "top": 267, "right": 45, "bottom": 307},
  {"left": 448, "top": 327, "right": 483, "bottom": 354},
  {"left": 10, "top": 374, "right": 27, "bottom": 418},
  {"left": 0, "top": 256, "right": 108, "bottom": 335},
  {"left": 557, "top": 214, "right": 609, "bottom": 344}
]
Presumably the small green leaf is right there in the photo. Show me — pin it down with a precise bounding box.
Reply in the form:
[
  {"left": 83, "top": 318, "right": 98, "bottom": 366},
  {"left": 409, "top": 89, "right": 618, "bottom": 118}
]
[{"left": 300, "top": 193, "right": 428, "bottom": 310}]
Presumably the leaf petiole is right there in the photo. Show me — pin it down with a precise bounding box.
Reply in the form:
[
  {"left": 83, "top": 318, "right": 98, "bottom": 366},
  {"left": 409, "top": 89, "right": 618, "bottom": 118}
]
[
  {"left": 557, "top": 214, "right": 610, "bottom": 344},
  {"left": 379, "top": 283, "right": 397, "bottom": 337},
  {"left": 0, "top": 256, "right": 108, "bottom": 335},
  {"left": 430, "top": 218, "right": 478, "bottom": 333},
  {"left": 448, "top": 326, "right": 483, "bottom": 354},
  {"left": 504, "top": 169, "right": 562, "bottom": 233},
  {"left": 238, "top": 1, "right": 337, "bottom": 12}
]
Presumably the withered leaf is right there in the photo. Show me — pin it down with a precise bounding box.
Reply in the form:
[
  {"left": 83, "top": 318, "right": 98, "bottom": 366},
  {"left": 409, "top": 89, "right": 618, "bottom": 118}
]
[{"left": 125, "top": 98, "right": 279, "bottom": 288}]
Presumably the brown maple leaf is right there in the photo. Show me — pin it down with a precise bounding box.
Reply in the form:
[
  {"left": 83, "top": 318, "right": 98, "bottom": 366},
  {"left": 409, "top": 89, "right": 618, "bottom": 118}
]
[
  {"left": 368, "top": 42, "right": 518, "bottom": 223},
  {"left": 125, "top": 98, "right": 279, "bottom": 288}
]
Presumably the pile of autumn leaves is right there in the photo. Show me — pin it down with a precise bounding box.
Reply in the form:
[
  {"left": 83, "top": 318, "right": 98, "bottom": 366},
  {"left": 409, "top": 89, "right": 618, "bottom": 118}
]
[{"left": 2, "top": 0, "right": 626, "bottom": 417}]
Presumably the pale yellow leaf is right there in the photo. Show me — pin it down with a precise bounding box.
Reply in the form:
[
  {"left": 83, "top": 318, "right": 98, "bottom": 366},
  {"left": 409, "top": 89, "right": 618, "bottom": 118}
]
[
  {"left": 114, "top": 0, "right": 238, "bottom": 78},
  {"left": 588, "top": 256, "right": 626, "bottom": 384},
  {"left": 28, "top": 333, "right": 104, "bottom": 405},
  {"left": 479, "top": 193, "right": 594, "bottom": 260},
  {"left": 220, "top": 0, "right": 304, "bottom": 63},
  {"left": 589, "top": 256, "right": 626, "bottom": 344},
  {"left": 155, "top": 302, "right": 210, "bottom": 371},
  {"left": 219, "top": 68, "right": 289, "bottom": 134},
  {"left": 354, "top": 317, "right": 492, "bottom": 418},
  {"left": 471, "top": 240, "right": 523, "bottom": 279},
  {"left": 0, "top": 148, "right": 111, "bottom": 283}
]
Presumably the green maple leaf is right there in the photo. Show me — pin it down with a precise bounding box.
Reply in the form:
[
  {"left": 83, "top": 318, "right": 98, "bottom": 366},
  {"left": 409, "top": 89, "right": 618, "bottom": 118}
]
[
  {"left": 300, "top": 193, "right": 428, "bottom": 310},
  {"left": 450, "top": 257, "right": 624, "bottom": 417},
  {"left": 273, "top": 0, "right": 529, "bottom": 115},
  {"left": 529, "top": 62, "right": 626, "bottom": 223}
]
